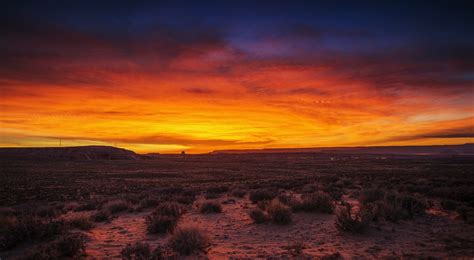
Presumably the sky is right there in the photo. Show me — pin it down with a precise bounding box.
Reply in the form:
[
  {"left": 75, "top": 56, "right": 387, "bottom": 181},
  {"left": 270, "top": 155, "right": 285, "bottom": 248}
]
[{"left": 1, "top": 0, "right": 473, "bottom": 153}]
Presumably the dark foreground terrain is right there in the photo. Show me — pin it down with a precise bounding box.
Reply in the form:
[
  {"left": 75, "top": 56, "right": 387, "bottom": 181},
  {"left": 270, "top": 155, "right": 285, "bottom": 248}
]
[{"left": 1, "top": 153, "right": 473, "bottom": 259}]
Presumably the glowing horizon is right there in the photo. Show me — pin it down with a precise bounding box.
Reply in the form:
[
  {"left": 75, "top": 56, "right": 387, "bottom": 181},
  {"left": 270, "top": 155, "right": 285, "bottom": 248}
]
[{"left": 1, "top": 2, "right": 473, "bottom": 153}]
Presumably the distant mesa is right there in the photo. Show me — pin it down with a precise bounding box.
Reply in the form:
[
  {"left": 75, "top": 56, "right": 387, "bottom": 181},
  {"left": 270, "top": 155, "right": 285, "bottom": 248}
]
[
  {"left": 210, "top": 143, "right": 474, "bottom": 156},
  {"left": 0, "top": 146, "right": 141, "bottom": 160}
]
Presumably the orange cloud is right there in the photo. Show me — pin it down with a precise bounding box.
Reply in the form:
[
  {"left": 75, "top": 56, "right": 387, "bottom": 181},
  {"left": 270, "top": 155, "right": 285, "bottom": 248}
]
[{"left": 1, "top": 20, "right": 473, "bottom": 153}]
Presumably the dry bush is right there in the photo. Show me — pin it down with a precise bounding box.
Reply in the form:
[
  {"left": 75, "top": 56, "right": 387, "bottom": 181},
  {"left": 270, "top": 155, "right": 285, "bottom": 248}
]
[
  {"left": 121, "top": 242, "right": 172, "bottom": 260},
  {"left": 145, "top": 202, "right": 186, "bottom": 234},
  {"left": 120, "top": 242, "right": 151, "bottom": 259},
  {"left": 168, "top": 227, "right": 210, "bottom": 256},
  {"left": 55, "top": 233, "right": 86, "bottom": 257},
  {"left": 204, "top": 192, "right": 222, "bottom": 199},
  {"left": 25, "top": 243, "right": 58, "bottom": 260},
  {"left": 0, "top": 215, "right": 17, "bottom": 233},
  {"left": 66, "top": 214, "right": 94, "bottom": 230},
  {"left": 267, "top": 200, "right": 292, "bottom": 225},
  {"left": 206, "top": 186, "right": 229, "bottom": 194},
  {"left": 283, "top": 242, "right": 306, "bottom": 256},
  {"left": 249, "top": 208, "right": 267, "bottom": 224},
  {"left": 231, "top": 189, "right": 246, "bottom": 198},
  {"left": 293, "top": 192, "right": 334, "bottom": 213},
  {"left": 92, "top": 209, "right": 112, "bottom": 222},
  {"left": 145, "top": 214, "right": 178, "bottom": 234},
  {"left": 301, "top": 183, "right": 318, "bottom": 193},
  {"left": 199, "top": 201, "right": 222, "bottom": 214},
  {"left": 25, "top": 233, "right": 85, "bottom": 259},
  {"left": 154, "top": 202, "right": 186, "bottom": 218},
  {"left": 103, "top": 199, "right": 132, "bottom": 214},
  {"left": 396, "top": 194, "right": 427, "bottom": 218},
  {"left": 257, "top": 200, "right": 271, "bottom": 211},
  {"left": 335, "top": 203, "right": 371, "bottom": 233},
  {"left": 456, "top": 206, "right": 474, "bottom": 225},
  {"left": 440, "top": 199, "right": 457, "bottom": 211},
  {"left": 359, "top": 188, "right": 385, "bottom": 205},
  {"left": 277, "top": 194, "right": 294, "bottom": 205},
  {"left": 321, "top": 251, "right": 343, "bottom": 260},
  {"left": 249, "top": 189, "right": 277, "bottom": 203},
  {"left": 35, "top": 204, "right": 64, "bottom": 219},
  {"left": 75, "top": 195, "right": 106, "bottom": 212},
  {"left": 381, "top": 192, "right": 427, "bottom": 221},
  {"left": 175, "top": 194, "right": 196, "bottom": 205},
  {"left": 358, "top": 190, "right": 427, "bottom": 222},
  {"left": 0, "top": 215, "right": 66, "bottom": 250},
  {"left": 138, "top": 197, "right": 161, "bottom": 210}
]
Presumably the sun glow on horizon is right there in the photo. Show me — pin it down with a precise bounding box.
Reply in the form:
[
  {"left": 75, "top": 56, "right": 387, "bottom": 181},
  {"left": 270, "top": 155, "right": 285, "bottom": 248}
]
[{"left": 1, "top": 2, "right": 473, "bottom": 153}]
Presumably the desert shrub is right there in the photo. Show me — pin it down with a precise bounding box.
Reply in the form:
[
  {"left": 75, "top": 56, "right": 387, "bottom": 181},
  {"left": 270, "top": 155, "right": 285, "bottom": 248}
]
[
  {"left": 335, "top": 203, "right": 371, "bottom": 233},
  {"left": 160, "top": 186, "right": 184, "bottom": 194},
  {"left": 92, "top": 209, "right": 112, "bottom": 222},
  {"left": 293, "top": 192, "right": 334, "bottom": 213},
  {"left": 204, "top": 192, "right": 222, "bottom": 199},
  {"left": 121, "top": 242, "right": 151, "bottom": 260},
  {"left": 395, "top": 194, "right": 427, "bottom": 218},
  {"left": 25, "top": 233, "right": 85, "bottom": 259},
  {"left": 249, "top": 189, "right": 277, "bottom": 203},
  {"left": 25, "top": 243, "right": 58, "bottom": 260},
  {"left": 456, "top": 206, "right": 474, "bottom": 225},
  {"left": 0, "top": 215, "right": 17, "bottom": 233},
  {"left": 249, "top": 209, "right": 267, "bottom": 224},
  {"left": 55, "top": 233, "right": 86, "bottom": 257},
  {"left": 222, "top": 198, "right": 236, "bottom": 205},
  {"left": 154, "top": 202, "right": 186, "bottom": 218},
  {"left": 63, "top": 202, "right": 80, "bottom": 212},
  {"left": 267, "top": 200, "right": 292, "bottom": 225},
  {"left": 359, "top": 188, "right": 385, "bottom": 205},
  {"left": 75, "top": 202, "right": 98, "bottom": 212},
  {"left": 301, "top": 183, "right": 318, "bottom": 193},
  {"left": 103, "top": 199, "right": 131, "bottom": 214},
  {"left": 231, "top": 189, "right": 246, "bottom": 198},
  {"left": 358, "top": 191, "right": 427, "bottom": 222},
  {"left": 199, "top": 201, "right": 222, "bottom": 214},
  {"left": 145, "top": 214, "right": 178, "bottom": 234},
  {"left": 283, "top": 242, "right": 306, "bottom": 256},
  {"left": 66, "top": 215, "right": 94, "bottom": 230},
  {"left": 175, "top": 194, "right": 196, "bottom": 205},
  {"left": 138, "top": 197, "right": 161, "bottom": 210},
  {"left": 257, "top": 200, "right": 271, "bottom": 211},
  {"left": 35, "top": 205, "right": 64, "bottom": 219},
  {"left": 75, "top": 195, "right": 106, "bottom": 212},
  {"left": 277, "top": 194, "right": 293, "bottom": 205},
  {"left": 321, "top": 252, "right": 343, "bottom": 260},
  {"left": 0, "top": 215, "right": 65, "bottom": 250},
  {"left": 120, "top": 242, "right": 171, "bottom": 259},
  {"left": 323, "top": 184, "right": 344, "bottom": 200},
  {"left": 168, "top": 227, "right": 210, "bottom": 256},
  {"left": 206, "top": 186, "right": 229, "bottom": 194}
]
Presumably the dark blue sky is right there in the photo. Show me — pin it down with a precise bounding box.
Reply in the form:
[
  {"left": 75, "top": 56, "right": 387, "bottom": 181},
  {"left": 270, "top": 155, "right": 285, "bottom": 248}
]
[{"left": 5, "top": 1, "right": 474, "bottom": 46}]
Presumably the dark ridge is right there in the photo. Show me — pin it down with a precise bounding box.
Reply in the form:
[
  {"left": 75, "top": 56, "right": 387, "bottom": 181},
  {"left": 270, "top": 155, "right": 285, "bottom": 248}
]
[{"left": 0, "top": 145, "right": 141, "bottom": 160}]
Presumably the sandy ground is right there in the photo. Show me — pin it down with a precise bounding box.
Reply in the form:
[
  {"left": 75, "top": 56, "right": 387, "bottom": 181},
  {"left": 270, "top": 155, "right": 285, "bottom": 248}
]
[{"left": 80, "top": 194, "right": 474, "bottom": 259}]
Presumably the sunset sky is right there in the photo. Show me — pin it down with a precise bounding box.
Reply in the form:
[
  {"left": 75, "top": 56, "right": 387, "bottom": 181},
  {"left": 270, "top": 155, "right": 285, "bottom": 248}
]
[{"left": 1, "top": 1, "right": 473, "bottom": 153}]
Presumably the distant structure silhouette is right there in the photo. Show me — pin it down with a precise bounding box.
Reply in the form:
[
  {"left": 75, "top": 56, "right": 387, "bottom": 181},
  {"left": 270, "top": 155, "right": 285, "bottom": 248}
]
[{"left": 181, "top": 151, "right": 186, "bottom": 156}]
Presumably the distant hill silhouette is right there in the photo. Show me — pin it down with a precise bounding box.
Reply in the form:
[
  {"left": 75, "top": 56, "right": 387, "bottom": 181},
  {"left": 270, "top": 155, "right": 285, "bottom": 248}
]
[
  {"left": 0, "top": 146, "right": 141, "bottom": 160},
  {"left": 211, "top": 143, "right": 474, "bottom": 155}
]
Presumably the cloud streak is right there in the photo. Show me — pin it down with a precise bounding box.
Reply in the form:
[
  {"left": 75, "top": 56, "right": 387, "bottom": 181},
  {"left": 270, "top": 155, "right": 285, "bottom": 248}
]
[{"left": 1, "top": 6, "right": 473, "bottom": 153}]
